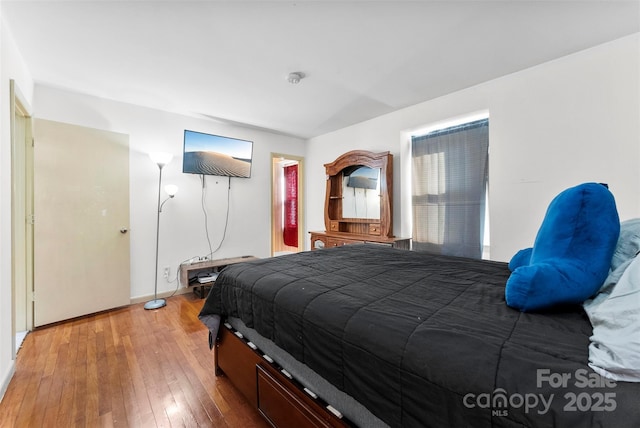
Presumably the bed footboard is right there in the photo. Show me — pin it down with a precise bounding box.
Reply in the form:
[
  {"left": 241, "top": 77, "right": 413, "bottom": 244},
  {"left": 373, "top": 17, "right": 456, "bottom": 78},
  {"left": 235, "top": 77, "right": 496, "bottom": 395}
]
[{"left": 216, "top": 324, "right": 351, "bottom": 428}]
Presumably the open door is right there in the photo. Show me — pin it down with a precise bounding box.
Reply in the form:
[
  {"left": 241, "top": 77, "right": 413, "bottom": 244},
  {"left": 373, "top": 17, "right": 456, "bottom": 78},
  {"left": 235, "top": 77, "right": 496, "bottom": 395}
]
[
  {"left": 33, "top": 119, "right": 131, "bottom": 326},
  {"left": 271, "top": 154, "right": 305, "bottom": 256}
]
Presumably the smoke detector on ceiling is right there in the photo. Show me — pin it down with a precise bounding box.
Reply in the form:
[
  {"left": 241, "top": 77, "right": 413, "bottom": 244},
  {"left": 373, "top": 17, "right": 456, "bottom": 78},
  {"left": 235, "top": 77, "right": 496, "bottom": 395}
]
[{"left": 287, "top": 72, "right": 305, "bottom": 84}]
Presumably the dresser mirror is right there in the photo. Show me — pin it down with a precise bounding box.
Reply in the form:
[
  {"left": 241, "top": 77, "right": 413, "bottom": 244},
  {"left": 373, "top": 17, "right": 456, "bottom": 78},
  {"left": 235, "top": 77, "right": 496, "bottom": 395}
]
[
  {"left": 341, "top": 166, "right": 381, "bottom": 220},
  {"left": 323, "top": 150, "right": 393, "bottom": 238}
]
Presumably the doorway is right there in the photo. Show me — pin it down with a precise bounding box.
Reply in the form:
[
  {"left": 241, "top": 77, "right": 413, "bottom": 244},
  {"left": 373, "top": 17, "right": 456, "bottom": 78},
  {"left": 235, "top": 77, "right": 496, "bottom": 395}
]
[
  {"left": 10, "top": 80, "right": 34, "bottom": 356},
  {"left": 271, "top": 153, "right": 305, "bottom": 256}
]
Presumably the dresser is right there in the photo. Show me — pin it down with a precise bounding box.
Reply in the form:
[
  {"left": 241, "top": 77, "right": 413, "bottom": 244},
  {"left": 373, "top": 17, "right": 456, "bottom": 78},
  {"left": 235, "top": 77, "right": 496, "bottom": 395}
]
[
  {"left": 311, "top": 150, "right": 410, "bottom": 251},
  {"left": 309, "top": 231, "right": 411, "bottom": 250}
]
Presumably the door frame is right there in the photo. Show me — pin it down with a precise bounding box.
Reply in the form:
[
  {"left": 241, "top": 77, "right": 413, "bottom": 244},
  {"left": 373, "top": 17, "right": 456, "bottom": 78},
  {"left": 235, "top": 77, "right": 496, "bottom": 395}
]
[
  {"left": 270, "top": 153, "right": 305, "bottom": 256},
  {"left": 10, "top": 79, "right": 34, "bottom": 357}
]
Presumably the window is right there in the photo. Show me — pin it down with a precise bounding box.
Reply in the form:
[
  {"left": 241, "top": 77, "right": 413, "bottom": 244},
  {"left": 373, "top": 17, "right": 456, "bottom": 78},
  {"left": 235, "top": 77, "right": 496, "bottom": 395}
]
[{"left": 411, "top": 118, "right": 489, "bottom": 259}]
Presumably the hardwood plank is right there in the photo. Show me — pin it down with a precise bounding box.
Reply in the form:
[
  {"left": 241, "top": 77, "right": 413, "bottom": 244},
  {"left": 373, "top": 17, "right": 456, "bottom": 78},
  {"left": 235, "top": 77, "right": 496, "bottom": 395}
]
[
  {"left": 121, "top": 335, "right": 155, "bottom": 424},
  {"left": 96, "top": 329, "right": 112, "bottom": 418},
  {"left": 44, "top": 339, "right": 68, "bottom": 411},
  {"left": 154, "top": 331, "right": 197, "bottom": 426},
  {"left": 115, "top": 333, "right": 140, "bottom": 427},
  {"left": 104, "top": 314, "right": 129, "bottom": 427},
  {"left": 128, "top": 307, "right": 173, "bottom": 428},
  {"left": 171, "top": 328, "right": 228, "bottom": 426},
  {"left": 71, "top": 319, "right": 89, "bottom": 426},
  {"left": 169, "top": 336, "right": 221, "bottom": 426},
  {"left": 26, "top": 374, "right": 52, "bottom": 427},
  {"left": 53, "top": 320, "right": 81, "bottom": 427},
  {"left": 0, "top": 294, "right": 269, "bottom": 428},
  {"left": 84, "top": 365, "right": 101, "bottom": 428}
]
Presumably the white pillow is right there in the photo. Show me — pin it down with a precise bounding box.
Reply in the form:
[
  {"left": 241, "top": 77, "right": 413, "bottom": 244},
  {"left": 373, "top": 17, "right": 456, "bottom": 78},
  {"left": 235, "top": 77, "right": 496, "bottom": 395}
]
[
  {"left": 584, "top": 254, "right": 640, "bottom": 382},
  {"left": 610, "top": 218, "right": 640, "bottom": 272}
]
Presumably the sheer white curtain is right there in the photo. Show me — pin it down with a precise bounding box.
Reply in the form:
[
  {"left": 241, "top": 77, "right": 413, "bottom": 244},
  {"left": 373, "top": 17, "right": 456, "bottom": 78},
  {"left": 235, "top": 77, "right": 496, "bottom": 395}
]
[{"left": 411, "top": 119, "right": 489, "bottom": 258}]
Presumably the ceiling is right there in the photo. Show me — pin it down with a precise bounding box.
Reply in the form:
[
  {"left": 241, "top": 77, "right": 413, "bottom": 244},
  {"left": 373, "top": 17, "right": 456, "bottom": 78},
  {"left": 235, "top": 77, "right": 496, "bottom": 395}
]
[{"left": 2, "top": 1, "right": 639, "bottom": 139}]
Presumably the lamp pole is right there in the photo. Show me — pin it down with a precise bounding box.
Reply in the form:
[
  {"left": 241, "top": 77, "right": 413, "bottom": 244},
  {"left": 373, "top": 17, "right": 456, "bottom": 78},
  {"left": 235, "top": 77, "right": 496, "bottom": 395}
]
[
  {"left": 145, "top": 163, "right": 166, "bottom": 309},
  {"left": 145, "top": 152, "right": 175, "bottom": 310}
]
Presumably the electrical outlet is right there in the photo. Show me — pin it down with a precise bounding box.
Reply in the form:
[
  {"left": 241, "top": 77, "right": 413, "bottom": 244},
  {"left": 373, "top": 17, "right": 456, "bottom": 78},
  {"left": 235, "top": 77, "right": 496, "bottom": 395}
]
[{"left": 163, "top": 267, "right": 170, "bottom": 279}]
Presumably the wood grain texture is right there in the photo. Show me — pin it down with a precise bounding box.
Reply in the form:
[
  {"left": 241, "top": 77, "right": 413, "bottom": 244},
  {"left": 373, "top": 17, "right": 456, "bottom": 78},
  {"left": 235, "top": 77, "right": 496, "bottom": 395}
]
[{"left": 0, "top": 294, "right": 269, "bottom": 428}]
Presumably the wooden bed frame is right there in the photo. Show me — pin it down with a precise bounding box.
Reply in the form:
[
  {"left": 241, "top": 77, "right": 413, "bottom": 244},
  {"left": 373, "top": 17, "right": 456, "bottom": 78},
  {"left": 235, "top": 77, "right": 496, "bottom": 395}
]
[{"left": 215, "top": 323, "right": 353, "bottom": 428}]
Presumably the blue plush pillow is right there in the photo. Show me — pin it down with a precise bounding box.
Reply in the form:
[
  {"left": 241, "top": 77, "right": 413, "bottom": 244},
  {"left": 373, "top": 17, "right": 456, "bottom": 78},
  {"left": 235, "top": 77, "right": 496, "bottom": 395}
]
[{"left": 505, "top": 183, "right": 620, "bottom": 312}]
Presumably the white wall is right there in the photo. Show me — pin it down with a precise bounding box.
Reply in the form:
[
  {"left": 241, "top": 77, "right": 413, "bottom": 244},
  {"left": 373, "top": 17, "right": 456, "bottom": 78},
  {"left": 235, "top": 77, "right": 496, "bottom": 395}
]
[
  {"left": 0, "top": 13, "right": 34, "bottom": 400},
  {"left": 306, "top": 33, "right": 640, "bottom": 262},
  {"left": 33, "top": 86, "right": 306, "bottom": 299}
]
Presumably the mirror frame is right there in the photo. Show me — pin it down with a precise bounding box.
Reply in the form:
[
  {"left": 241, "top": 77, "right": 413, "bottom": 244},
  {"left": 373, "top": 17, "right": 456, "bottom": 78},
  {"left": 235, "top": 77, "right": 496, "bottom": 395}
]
[{"left": 324, "top": 150, "right": 393, "bottom": 238}]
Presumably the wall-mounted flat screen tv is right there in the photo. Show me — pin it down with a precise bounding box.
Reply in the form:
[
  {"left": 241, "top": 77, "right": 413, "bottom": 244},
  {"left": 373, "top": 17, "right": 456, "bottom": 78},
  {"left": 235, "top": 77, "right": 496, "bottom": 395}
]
[
  {"left": 346, "top": 166, "right": 378, "bottom": 190},
  {"left": 183, "top": 130, "right": 253, "bottom": 178}
]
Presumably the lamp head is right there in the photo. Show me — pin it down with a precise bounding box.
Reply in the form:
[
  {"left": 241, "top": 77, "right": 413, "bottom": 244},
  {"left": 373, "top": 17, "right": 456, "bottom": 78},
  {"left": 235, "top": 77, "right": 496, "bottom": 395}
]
[
  {"left": 149, "top": 152, "right": 173, "bottom": 168},
  {"left": 164, "top": 184, "right": 179, "bottom": 197}
]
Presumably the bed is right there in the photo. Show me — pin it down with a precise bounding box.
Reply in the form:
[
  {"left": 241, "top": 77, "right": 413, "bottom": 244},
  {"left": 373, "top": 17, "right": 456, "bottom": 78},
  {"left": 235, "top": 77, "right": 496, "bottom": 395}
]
[{"left": 199, "top": 244, "right": 640, "bottom": 428}]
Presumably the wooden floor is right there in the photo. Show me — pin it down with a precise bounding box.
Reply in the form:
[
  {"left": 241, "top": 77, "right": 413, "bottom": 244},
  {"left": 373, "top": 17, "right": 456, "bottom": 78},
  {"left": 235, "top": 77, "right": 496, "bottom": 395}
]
[{"left": 0, "top": 293, "right": 270, "bottom": 428}]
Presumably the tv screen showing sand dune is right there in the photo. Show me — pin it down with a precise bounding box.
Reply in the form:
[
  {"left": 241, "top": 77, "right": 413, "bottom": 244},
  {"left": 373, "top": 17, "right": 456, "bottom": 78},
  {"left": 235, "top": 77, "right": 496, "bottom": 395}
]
[{"left": 183, "top": 130, "right": 253, "bottom": 178}]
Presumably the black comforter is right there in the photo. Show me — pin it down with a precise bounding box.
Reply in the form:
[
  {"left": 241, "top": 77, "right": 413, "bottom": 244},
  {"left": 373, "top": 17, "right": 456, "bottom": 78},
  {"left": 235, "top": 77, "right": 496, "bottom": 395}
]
[{"left": 199, "top": 245, "right": 639, "bottom": 428}]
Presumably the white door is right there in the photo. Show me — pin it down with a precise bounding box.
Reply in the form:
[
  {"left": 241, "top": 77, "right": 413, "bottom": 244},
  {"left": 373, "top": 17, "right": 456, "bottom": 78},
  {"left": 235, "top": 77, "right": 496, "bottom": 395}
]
[{"left": 33, "top": 119, "right": 130, "bottom": 326}]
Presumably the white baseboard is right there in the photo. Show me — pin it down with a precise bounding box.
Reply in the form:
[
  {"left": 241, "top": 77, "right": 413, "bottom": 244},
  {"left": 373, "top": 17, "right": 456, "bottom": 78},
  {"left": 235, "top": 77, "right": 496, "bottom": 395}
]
[
  {"left": 129, "top": 286, "right": 193, "bottom": 305},
  {"left": 0, "top": 360, "right": 16, "bottom": 403}
]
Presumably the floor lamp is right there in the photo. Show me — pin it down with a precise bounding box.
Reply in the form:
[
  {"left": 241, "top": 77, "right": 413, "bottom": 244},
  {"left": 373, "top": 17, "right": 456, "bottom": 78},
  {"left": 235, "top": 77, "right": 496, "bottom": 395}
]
[{"left": 145, "top": 152, "right": 178, "bottom": 310}]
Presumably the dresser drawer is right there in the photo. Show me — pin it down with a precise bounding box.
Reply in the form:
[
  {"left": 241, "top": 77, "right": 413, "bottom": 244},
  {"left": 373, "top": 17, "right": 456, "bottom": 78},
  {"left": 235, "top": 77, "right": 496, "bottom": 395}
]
[
  {"left": 368, "top": 223, "right": 381, "bottom": 235},
  {"left": 326, "top": 237, "right": 365, "bottom": 248},
  {"left": 257, "top": 365, "right": 333, "bottom": 428}
]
